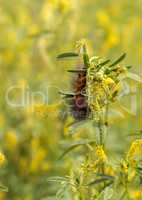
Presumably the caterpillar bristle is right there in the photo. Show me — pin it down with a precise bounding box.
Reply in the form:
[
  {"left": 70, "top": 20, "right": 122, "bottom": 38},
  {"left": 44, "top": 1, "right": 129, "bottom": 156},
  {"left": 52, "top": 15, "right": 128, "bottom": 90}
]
[{"left": 67, "top": 69, "right": 86, "bottom": 73}]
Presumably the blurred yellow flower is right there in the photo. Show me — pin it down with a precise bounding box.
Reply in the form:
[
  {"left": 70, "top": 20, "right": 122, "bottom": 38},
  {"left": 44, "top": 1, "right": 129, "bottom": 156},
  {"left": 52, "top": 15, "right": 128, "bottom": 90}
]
[
  {"left": 4, "top": 130, "right": 18, "bottom": 151},
  {"left": 17, "top": 79, "right": 27, "bottom": 88},
  {"left": 0, "top": 192, "right": 6, "bottom": 200},
  {"left": 59, "top": 0, "right": 72, "bottom": 13},
  {"left": 0, "top": 152, "right": 5, "bottom": 166},
  {"left": 30, "top": 147, "right": 47, "bottom": 173},
  {"left": 96, "top": 10, "right": 110, "bottom": 28},
  {"left": 41, "top": 0, "right": 72, "bottom": 24},
  {"left": 34, "top": 103, "right": 61, "bottom": 118},
  {"left": 28, "top": 24, "right": 39, "bottom": 37},
  {"left": 2, "top": 51, "right": 14, "bottom": 64},
  {"left": 107, "top": 31, "right": 120, "bottom": 47},
  {"left": 130, "top": 190, "right": 142, "bottom": 200}
]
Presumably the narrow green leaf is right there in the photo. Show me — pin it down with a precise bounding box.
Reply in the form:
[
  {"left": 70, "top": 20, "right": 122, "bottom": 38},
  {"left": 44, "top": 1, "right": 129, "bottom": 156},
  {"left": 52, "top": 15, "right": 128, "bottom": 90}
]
[
  {"left": 137, "top": 167, "right": 142, "bottom": 171},
  {"left": 59, "top": 91, "right": 81, "bottom": 97},
  {"left": 100, "top": 60, "right": 110, "bottom": 66},
  {"left": 126, "top": 72, "right": 142, "bottom": 83},
  {"left": 0, "top": 184, "right": 8, "bottom": 192},
  {"left": 96, "top": 59, "right": 111, "bottom": 71},
  {"left": 57, "top": 52, "right": 79, "bottom": 59},
  {"left": 82, "top": 44, "right": 90, "bottom": 68},
  {"left": 98, "top": 59, "right": 110, "bottom": 67},
  {"left": 96, "top": 173, "right": 114, "bottom": 180},
  {"left": 87, "top": 178, "right": 113, "bottom": 186},
  {"left": 59, "top": 144, "right": 82, "bottom": 159},
  {"left": 67, "top": 69, "right": 86, "bottom": 73},
  {"left": 103, "top": 187, "right": 114, "bottom": 199},
  {"left": 126, "top": 65, "right": 132, "bottom": 69},
  {"left": 59, "top": 140, "right": 95, "bottom": 159},
  {"left": 47, "top": 176, "right": 69, "bottom": 183},
  {"left": 109, "top": 53, "right": 126, "bottom": 67},
  {"left": 127, "top": 130, "right": 142, "bottom": 137}
]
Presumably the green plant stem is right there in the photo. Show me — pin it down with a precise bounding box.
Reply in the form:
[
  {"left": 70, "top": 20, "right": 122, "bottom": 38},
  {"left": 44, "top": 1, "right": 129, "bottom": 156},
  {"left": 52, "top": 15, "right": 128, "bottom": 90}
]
[
  {"left": 78, "top": 188, "right": 85, "bottom": 200},
  {"left": 119, "top": 189, "right": 127, "bottom": 200},
  {"left": 98, "top": 117, "right": 104, "bottom": 147},
  {"left": 105, "top": 103, "right": 109, "bottom": 131},
  {"left": 98, "top": 116, "right": 105, "bottom": 175},
  {"left": 104, "top": 103, "right": 109, "bottom": 146}
]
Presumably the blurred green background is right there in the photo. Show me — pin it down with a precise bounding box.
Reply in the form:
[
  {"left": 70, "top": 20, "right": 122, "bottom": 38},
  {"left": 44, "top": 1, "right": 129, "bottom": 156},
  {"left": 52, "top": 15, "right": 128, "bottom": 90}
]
[{"left": 0, "top": 0, "right": 142, "bottom": 199}]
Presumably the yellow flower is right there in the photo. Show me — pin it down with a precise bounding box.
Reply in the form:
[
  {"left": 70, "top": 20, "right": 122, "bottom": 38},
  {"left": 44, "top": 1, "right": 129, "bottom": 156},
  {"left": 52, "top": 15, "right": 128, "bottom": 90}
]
[
  {"left": 120, "top": 159, "right": 128, "bottom": 174},
  {"left": 17, "top": 79, "right": 27, "bottom": 88},
  {"left": 104, "top": 77, "right": 115, "bottom": 86},
  {"left": 103, "top": 77, "right": 117, "bottom": 97},
  {"left": 30, "top": 147, "right": 47, "bottom": 173},
  {"left": 5, "top": 130, "right": 18, "bottom": 151},
  {"left": 34, "top": 104, "right": 48, "bottom": 117},
  {"left": 107, "top": 31, "right": 120, "bottom": 47},
  {"left": 28, "top": 24, "right": 39, "bottom": 37},
  {"left": 111, "top": 82, "right": 121, "bottom": 100},
  {"left": 104, "top": 165, "right": 115, "bottom": 176},
  {"left": 0, "top": 152, "right": 5, "bottom": 166},
  {"left": 34, "top": 103, "right": 61, "bottom": 117},
  {"left": 59, "top": 0, "right": 72, "bottom": 13},
  {"left": 127, "top": 139, "right": 142, "bottom": 161},
  {"left": 95, "top": 145, "right": 107, "bottom": 162},
  {"left": 128, "top": 169, "right": 136, "bottom": 182},
  {"left": 0, "top": 192, "right": 6, "bottom": 199},
  {"left": 130, "top": 190, "right": 142, "bottom": 200},
  {"left": 96, "top": 10, "right": 110, "bottom": 28}
]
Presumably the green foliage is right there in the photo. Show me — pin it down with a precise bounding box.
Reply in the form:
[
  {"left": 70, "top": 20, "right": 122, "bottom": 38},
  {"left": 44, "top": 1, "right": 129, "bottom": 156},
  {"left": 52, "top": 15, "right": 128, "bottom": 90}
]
[
  {"left": 59, "top": 140, "right": 96, "bottom": 159},
  {"left": 0, "top": 0, "right": 142, "bottom": 199},
  {"left": 57, "top": 52, "right": 79, "bottom": 59}
]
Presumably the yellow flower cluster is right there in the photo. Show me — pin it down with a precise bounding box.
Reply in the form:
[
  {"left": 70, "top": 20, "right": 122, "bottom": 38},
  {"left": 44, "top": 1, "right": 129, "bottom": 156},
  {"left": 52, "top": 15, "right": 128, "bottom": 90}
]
[
  {"left": 127, "top": 139, "right": 142, "bottom": 162},
  {"left": 29, "top": 138, "right": 50, "bottom": 173},
  {"left": 87, "top": 68, "right": 120, "bottom": 115},
  {"left": 96, "top": 9, "right": 120, "bottom": 52},
  {"left": 30, "top": 147, "right": 47, "bottom": 173},
  {"left": 41, "top": 0, "right": 73, "bottom": 24},
  {"left": 95, "top": 145, "right": 107, "bottom": 163}
]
